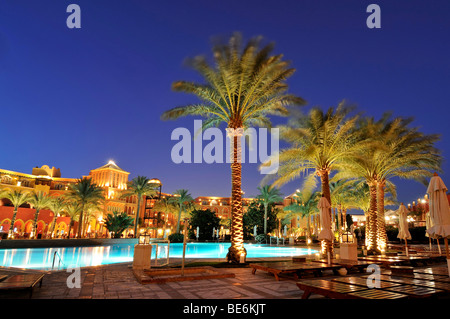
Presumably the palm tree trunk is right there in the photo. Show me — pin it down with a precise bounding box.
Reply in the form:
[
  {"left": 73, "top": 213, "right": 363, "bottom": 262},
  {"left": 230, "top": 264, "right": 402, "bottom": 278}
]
[
  {"left": 163, "top": 214, "right": 168, "bottom": 239},
  {"left": 343, "top": 208, "right": 347, "bottom": 230},
  {"left": 32, "top": 209, "right": 40, "bottom": 239},
  {"left": 367, "top": 181, "right": 379, "bottom": 254},
  {"left": 8, "top": 207, "right": 19, "bottom": 239},
  {"left": 50, "top": 216, "right": 57, "bottom": 238},
  {"left": 318, "top": 169, "right": 334, "bottom": 258},
  {"left": 263, "top": 203, "right": 268, "bottom": 235},
  {"left": 377, "top": 180, "right": 387, "bottom": 252},
  {"left": 68, "top": 218, "right": 73, "bottom": 238},
  {"left": 227, "top": 133, "right": 246, "bottom": 263},
  {"left": 176, "top": 204, "right": 183, "bottom": 233},
  {"left": 77, "top": 203, "right": 84, "bottom": 238},
  {"left": 306, "top": 215, "right": 311, "bottom": 243},
  {"left": 134, "top": 195, "right": 142, "bottom": 238}
]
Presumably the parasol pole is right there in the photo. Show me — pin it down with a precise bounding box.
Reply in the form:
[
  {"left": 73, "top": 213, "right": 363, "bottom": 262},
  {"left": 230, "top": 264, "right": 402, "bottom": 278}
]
[
  {"left": 445, "top": 237, "right": 450, "bottom": 260},
  {"left": 404, "top": 239, "right": 409, "bottom": 257}
]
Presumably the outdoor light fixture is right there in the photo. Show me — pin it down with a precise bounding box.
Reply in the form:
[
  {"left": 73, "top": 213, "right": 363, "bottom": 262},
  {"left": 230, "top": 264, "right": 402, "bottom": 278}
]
[
  {"left": 139, "top": 231, "right": 151, "bottom": 245},
  {"left": 341, "top": 231, "right": 354, "bottom": 243}
]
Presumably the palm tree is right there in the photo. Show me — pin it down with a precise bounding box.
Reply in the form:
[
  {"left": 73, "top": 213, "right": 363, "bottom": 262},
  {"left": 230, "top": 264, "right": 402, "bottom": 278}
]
[
  {"left": 152, "top": 196, "right": 178, "bottom": 238},
  {"left": 120, "top": 176, "right": 158, "bottom": 238},
  {"left": 256, "top": 185, "right": 283, "bottom": 235},
  {"left": 283, "top": 190, "right": 320, "bottom": 243},
  {"left": 82, "top": 201, "right": 103, "bottom": 237},
  {"left": 64, "top": 201, "right": 82, "bottom": 238},
  {"left": 266, "top": 102, "right": 361, "bottom": 256},
  {"left": 336, "top": 115, "right": 441, "bottom": 253},
  {"left": 161, "top": 33, "right": 305, "bottom": 263},
  {"left": 27, "top": 191, "right": 53, "bottom": 239},
  {"left": 369, "top": 115, "right": 441, "bottom": 251},
  {"left": 171, "top": 189, "right": 194, "bottom": 233},
  {"left": 65, "top": 177, "right": 105, "bottom": 238},
  {"left": 48, "top": 197, "right": 67, "bottom": 238},
  {"left": 103, "top": 211, "right": 135, "bottom": 238},
  {"left": 1, "top": 189, "right": 31, "bottom": 239}
]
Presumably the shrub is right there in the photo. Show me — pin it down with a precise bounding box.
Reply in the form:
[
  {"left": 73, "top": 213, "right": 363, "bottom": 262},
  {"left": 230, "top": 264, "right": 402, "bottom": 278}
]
[{"left": 168, "top": 233, "right": 184, "bottom": 243}]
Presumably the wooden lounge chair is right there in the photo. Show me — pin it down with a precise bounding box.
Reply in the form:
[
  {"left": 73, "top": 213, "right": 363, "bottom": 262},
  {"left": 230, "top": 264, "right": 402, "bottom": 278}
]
[
  {"left": 332, "top": 276, "right": 442, "bottom": 299},
  {"left": 391, "top": 255, "right": 431, "bottom": 266},
  {"left": 296, "top": 279, "right": 407, "bottom": 299},
  {"left": 362, "top": 273, "right": 450, "bottom": 293},
  {"left": 414, "top": 266, "right": 450, "bottom": 276},
  {"left": 0, "top": 270, "right": 45, "bottom": 299},
  {"left": 312, "top": 259, "right": 382, "bottom": 273},
  {"left": 249, "top": 261, "right": 341, "bottom": 281},
  {"left": 358, "top": 256, "right": 407, "bottom": 267}
]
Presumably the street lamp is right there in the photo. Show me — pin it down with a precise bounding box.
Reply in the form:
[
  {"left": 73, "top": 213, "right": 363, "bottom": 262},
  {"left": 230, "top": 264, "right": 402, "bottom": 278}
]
[
  {"left": 341, "top": 231, "right": 354, "bottom": 243},
  {"left": 139, "top": 230, "right": 151, "bottom": 245}
]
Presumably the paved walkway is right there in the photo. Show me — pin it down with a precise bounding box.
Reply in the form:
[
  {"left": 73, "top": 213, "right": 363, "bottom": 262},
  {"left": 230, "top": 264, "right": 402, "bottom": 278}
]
[
  {"left": 2, "top": 252, "right": 445, "bottom": 300},
  {"left": 30, "top": 259, "right": 326, "bottom": 299}
]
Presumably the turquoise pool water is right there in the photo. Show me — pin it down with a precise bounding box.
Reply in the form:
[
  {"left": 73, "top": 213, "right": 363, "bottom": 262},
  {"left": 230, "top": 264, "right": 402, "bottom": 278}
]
[{"left": 0, "top": 243, "right": 317, "bottom": 270}]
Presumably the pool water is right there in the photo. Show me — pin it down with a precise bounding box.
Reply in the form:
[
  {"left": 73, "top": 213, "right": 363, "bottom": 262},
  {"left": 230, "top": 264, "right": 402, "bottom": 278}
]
[{"left": 0, "top": 243, "right": 317, "bottom": 270}]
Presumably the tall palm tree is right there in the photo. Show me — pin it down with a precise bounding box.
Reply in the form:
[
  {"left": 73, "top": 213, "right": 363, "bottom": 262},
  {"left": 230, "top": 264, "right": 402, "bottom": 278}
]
[
  {"left": 161, "top": 33, "right": 305, "bottom": 263},
  {"left": 1, "top": 189, "right": 31, "bottom": 239},
  {"left": 265, "top": 102, "right": 361, "bottom": 256},
  {"left": 283, "top": 190, "right": 320, "bottom": 243},
  {"left": 27, "top": 191, "right": 53, "bottom": 239},
  {"left": 171, "top": 189, "right": 194, "bottom": 233},
  {"left": 48, "top": 197, "right": 67, "bottom": 238},
  {"left": 65, "top": 177, "right": 105, "bottom": 238},
  {"left": 336, "top": 115, "right": 441, "bottom": 252},
  {"left": 256, "top": 185, "right": 283, "bottom": 235},
  {"left": 64, "top": 201, "right": 82, "bottom": 238},
  {"left": 369, "top": 115, "right": 441, "bottom": 251},
  {"left": 121, "top": 176, "right": 159, "bottom": 238},
  {"left": 82, "top": 201, "right": 103, "bottom": 237}
]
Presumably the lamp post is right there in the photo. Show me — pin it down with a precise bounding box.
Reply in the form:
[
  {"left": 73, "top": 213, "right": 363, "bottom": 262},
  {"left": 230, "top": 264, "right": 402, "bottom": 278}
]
[
  {"left": 133, "top": 229, "right": 153, "bottom": 270},
  {"left": 341, "top": 231, "right": 354, "bottom": 244},
  {"left": 139, "top": 230, "right": 151, "bottom": 245},
  {"left": 340, "top": 230, "right": 357, "bottom": 261}
]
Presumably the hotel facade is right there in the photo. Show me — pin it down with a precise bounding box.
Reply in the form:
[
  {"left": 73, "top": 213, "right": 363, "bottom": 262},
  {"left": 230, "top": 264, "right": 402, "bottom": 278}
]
[{"left": 0, "top": 162, "right": 309, "bottom": 240}]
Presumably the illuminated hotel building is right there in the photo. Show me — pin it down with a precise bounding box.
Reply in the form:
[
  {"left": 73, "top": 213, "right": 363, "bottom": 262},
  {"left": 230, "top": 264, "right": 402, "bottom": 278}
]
[
  {"left": 0, "top": 161, "right": 169, "bottom": 238},
  {"left": 0, "top": 161, "right": 312, "bottom": 240}
]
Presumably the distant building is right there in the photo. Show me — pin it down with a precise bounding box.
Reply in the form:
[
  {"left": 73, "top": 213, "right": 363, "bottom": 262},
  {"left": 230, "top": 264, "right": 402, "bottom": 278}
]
[{"left": 0, "top": 162, "right": 167, "bottom": 238}]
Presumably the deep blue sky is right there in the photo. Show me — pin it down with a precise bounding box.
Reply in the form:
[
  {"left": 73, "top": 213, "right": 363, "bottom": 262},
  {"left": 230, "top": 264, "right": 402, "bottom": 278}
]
[{"left": 0, "top": 0, "right": 449, "bottom": 211}]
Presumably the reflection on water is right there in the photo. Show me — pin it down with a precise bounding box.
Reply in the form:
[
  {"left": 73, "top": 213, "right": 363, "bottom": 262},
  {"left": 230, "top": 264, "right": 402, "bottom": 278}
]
[{"left": 0, "top": 243, "right": 317, "bottom": 270}]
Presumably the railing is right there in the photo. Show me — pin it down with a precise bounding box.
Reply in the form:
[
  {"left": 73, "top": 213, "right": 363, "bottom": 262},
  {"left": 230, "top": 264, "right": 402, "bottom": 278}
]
[
  {"left": 269, "top": 236, "right": 286, "bottom": 246},
  {"left": 150, "top": 239, "right": 170, "bottom": 267},
  {"left": 51, "top": 251, "right": 64, "bottom": 270}
]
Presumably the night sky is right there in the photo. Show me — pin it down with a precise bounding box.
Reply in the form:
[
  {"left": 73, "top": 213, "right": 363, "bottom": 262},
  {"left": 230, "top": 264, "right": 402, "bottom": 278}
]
[{"left": 0, "top": 1, "right": 449, "bottom": 212}]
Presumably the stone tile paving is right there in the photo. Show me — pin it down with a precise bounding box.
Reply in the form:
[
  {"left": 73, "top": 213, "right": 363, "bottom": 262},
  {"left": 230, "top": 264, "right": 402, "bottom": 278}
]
[
  {"left": 25, "top": 260, "right": 450, "bottom": 300},
  {"left": 29, "top": 261, "right": 324, "bottom": 299}
]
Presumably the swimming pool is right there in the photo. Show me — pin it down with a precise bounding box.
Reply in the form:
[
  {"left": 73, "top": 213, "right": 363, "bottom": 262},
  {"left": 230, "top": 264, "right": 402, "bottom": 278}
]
[{"left": 0, "top": 243, "right": 317, "bottom": 270}]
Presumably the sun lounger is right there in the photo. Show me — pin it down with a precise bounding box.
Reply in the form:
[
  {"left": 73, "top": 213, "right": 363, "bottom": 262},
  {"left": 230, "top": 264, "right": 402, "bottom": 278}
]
[
  {"left": 312, "top": 259, "right": 381, "bottom": 272},
  {"left": 0, "top": 270, "right": 45, "bottom": 298},
  {"left": 414, "top": 266, "right": 450, "bottom": 276},
  {"left": 249, "top": 261, "right": 341, "bottom": 281},
  {"left": 391, "top": 255, "right": 431, "bottom": 266},
  {"left": 358, "top": 256, "right": 406, "bottom": 267},
  {"left": 362, "top": 273, "right": 450, "bottom": 293},
  {"left": 296, "top": 279, "right": 407, "bottom": 299}
]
